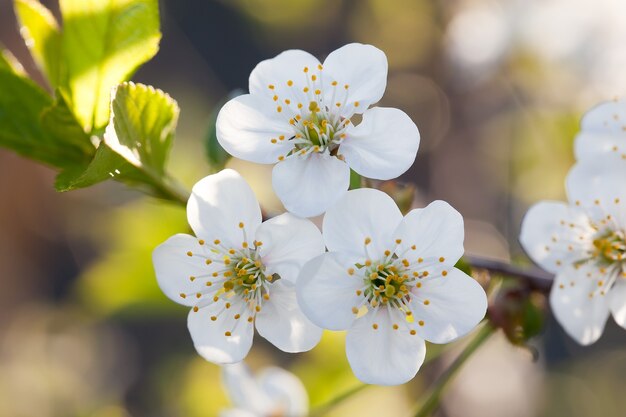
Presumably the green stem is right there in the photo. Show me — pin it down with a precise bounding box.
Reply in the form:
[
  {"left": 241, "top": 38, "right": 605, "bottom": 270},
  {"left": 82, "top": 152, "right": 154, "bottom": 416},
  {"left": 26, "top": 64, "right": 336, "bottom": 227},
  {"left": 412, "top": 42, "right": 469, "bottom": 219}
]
[
  {"left": 152, "top": 176, "right": 190, "bottom": 206},
  {"left": 309, "top": 384, "right": 369, "bottom": 417},
  {"left": 410, "top": 323, "right": 496, "bottom": 417},
  {"left": 309, "top": 343, "right": 451, "bottom": 417}
]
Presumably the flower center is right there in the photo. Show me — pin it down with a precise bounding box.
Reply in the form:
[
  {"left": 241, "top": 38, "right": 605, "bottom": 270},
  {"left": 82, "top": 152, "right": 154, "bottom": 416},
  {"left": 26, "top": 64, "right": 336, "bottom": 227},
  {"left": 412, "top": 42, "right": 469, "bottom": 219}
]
[
  {"left": 345, "top": 238, "right": 450, "bottom": 332},
  {"left": 268, "top": 65, "right": 357, "bottom": 160},
  {"left": 182, "top": 222, "right": 276, "bottom": 336},
  {"left": 592, "top": 230, "right": 626, "bottom": 264}
]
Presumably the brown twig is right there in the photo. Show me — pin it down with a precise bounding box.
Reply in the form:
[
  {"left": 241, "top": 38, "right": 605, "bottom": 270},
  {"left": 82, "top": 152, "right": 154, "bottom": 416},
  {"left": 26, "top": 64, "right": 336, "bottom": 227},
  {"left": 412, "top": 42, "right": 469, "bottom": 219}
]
[{"left": 465, "top": 255, "right": 553, "bottom": 292}]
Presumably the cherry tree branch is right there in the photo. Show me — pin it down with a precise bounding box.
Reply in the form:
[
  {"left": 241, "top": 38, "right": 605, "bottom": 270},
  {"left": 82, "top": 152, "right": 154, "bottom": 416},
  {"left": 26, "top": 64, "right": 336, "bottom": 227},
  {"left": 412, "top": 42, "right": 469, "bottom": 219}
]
[{"left": 465, "top": 255, "right": 553, "bottom": 292}]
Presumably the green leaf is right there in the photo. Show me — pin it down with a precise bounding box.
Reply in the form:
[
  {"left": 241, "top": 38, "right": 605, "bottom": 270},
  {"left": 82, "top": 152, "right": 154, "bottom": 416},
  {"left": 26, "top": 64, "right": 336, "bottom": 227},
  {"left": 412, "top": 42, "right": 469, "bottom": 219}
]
[
  {"left": 105, "top": 82, "right": 179, "bottom": 175},
  {"left": 0, "top": 69, "right": 90, "bottom": 167},
  {"left": 41, "top": 90, "right": 94, "bottom": 155},
  {"left": 56, "top": 82, "right": 186, "bottom": 202},
  {"left": 14, "top": 0, "right": 63, "bottom": 87},
  {"left": 205, "top": 93, "right": 238, "bottom": 169},
  {"left": 0, "top": 48, "right": 26, "bottom": 75},
  {"left": 60, "top": 0, "right": 161, "bottom": 132},
  {"left": 349, "top": 169, "right": 361, "bottom": 189}
]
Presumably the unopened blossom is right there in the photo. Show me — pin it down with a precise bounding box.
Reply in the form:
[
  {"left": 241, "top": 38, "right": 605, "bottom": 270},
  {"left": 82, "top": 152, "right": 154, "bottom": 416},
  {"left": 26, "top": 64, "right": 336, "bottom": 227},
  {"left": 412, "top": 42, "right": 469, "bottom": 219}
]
[
  {"left": 574, "top": 97, "right": 626, "bottom": 161},
  {"left": 296, "top": 189, "right": 487, "bottom": 385},
  {"left": 220, "top": 362, "right": 308, "bottom": 417},
  {"left": 216, "top": 43, "right": 420, "bottom": 217},
  {"left": 520, "top": 155, "right": 626, "bottom": 345},
  {"left": 153, "top": 169, "right": 324, "bottom": 364}
]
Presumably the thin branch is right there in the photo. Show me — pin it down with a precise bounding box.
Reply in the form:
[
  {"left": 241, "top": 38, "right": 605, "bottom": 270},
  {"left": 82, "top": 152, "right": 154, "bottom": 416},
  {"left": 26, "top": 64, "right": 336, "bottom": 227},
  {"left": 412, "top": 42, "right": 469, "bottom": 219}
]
[{"left": 465, "top": 255, "right": 553, "bottom": 292}]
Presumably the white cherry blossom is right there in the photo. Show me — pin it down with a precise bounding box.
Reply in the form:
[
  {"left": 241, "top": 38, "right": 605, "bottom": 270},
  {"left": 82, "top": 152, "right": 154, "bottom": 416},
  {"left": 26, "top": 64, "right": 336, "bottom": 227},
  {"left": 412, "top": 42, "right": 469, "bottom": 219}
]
[
  {"left": 216, "top": 43, "right": 420, "bottom": 217},
  {"left": 575, "top": 97, "right": 626, "bottom": 161},
  {"left": 152, "top": 169, "right": 324, "bottom": 364},
  {"left": 296, "top": 189, "right": 487, "bottom": 385},
  {"left": 220, "top": 362, "right": 308, "bottom": 417},
  {"left": 520, "top": 155, "right": 626, "bottom": 345}
]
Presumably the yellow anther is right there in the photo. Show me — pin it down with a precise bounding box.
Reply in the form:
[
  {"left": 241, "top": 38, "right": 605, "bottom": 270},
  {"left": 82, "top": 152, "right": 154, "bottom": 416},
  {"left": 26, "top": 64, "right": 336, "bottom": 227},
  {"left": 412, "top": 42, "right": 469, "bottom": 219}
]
[
  {"left": 312, "top": 75, "right": 317, "bottom": 81},
  {"left": 315, "top": 89, "right": 321, "bottom": 95},
  {"left": 364, "top": 237, "right": 372, "bottom": 245},
  {"left": 213, "top": 296, "right": 219, "bottom": 302},
  {"left": 255, "top": 305, "right": 261, "bottom": 312},
  {"left": 331, "top": 81, "right": 338, "bottom": 86},
  {"left": 229, "top": 249, "right": 236, "bottom": 255},
  {"left": 278, "top": 155, "right": 285, "bottom": 161},
  {"left": 211, "top": 316, "right": 217, "bottom": 321},
  {"left": 370, "top": 272, "right": 378, "bottom": 280},
  {"left": 287, "top": 80, "right": 293, "bottom": 86},
  {"left": 247, "top": 316, "right": 254, "bottom": 322},
  {"left": 318, "top": 64, "right": 323, "bottom": 70},
  {"left": 180, "top": 293, "right": 187, "bottom": 299},
  {"left": 273, "top": 95, "right": 278, "bottom": 101},
  {"left": 418, "top": 257, "right": 423, "bottom": 263},
  {"left": 442, "top": 270, "right": 448, "bottom": 277},
  {"left": 234, "top": 314, "right": 240, "bottom": 319},
  {"left": 439, "top": 257, "right": 445, "bottom": 262},
  {"left": 354, "top": 101, "right": 360, "bottom": 107},
  {"left": 402, "top": 259, "right": 410, "bottom": 267},
  {"left": 422, "top": 271, "right": 429, "bottom": 277},
  {"left": 410, "top": 329, "right": 417, "bottom": 335},
  {"left": 214, "top": 239, "right": 221, "bottom": 245},
  {"left": 242, "top": 242, "right": 248, "bottom": 248},
  {"left": 225, "top": 302, "right": 231, "bottom": 309},
  {"left": 268, "top": 84, "right": 275, "bottom": 89},
  {"left": 336, "top": 102, "right": 341, "bottom": 107},
  {"left": 365, "top": 260, "right": 372, "bottom": 266},
  {"left": 384, "top": 250, "right": 391, "bottom": 256},
  {"left": 206, "top": 281, "right": 212, "bottom": 286},
  {"left": 352, "top": 307, "right": 359, "bottom": 314},
  {"left": 418, "top": 320, "right": 425, "bottom": 326},
  {"left": 263, "top": 293, "right": 270, "bottom": 300},
  {"left": 193, "top": 306, "right": 199, "bottom": 312},
  {"left": 356, "top": 290, "right": 362, "bottom": 295},
  {"left": 297, "top": 103, "right": 303, "bottom": 109},
  {"left": 344, "top": 84, "right": 349, "bottom": 89},
  {"left": 277, "top": 106, "right": 282, "bottom": 113},
  {"left": 198, "top": 239, "right": 205, "bottom": 245},
  {"left": 392, "top": 324, "right": 399, "bottom": 330},
  {"left": 424, "top": 299, "right": 430, "bottom": 305},
  {"left": 303, "top": 66, "right": 309, "bottom": 73},
  {"left": 225, "top": 331, "right": 232, "bottom": 337},
  {"left": 285, "top": 99, "right": 291, "bottom": 105},
  {"left": 372, "top": 323, "right": 378, "bottom": 330},
  {"left": 186, "top": 251, "right": 193, "bottom": 257}
]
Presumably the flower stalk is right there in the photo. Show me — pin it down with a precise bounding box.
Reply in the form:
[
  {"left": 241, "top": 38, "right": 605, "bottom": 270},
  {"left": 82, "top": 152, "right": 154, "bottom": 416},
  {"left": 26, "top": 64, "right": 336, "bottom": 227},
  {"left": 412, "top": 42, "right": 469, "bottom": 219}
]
[{"left": 410, "top": 323, "right": 496, "bottom": 417}]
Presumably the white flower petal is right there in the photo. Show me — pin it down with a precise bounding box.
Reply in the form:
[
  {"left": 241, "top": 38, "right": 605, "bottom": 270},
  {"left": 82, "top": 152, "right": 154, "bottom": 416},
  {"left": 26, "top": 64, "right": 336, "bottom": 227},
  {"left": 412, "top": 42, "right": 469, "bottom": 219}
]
[
  {"left": 395, "top": 200, "right": 465, "bottom": 267},
  {"left": 257, "top": 367, "right": 309, "bottom": 417},
  {"left": 216, "top": 94, "right": 293, "bottom": 164},
  {"left": 152, "top": 234, "right": 219, "bottom": 306},
  {"left": 256, "top": 213, "right": 325, "bottom": 283},
  {"left": 255, "top": 281, "right": 323, "bottom": 353},
  {"left": 322, "top": 43, "right": 388, "bottom": 114},
  {"left": 188, "top": 298, "right": 255, "bottom": 364},
  {"left": 609, "top": 279, "right": 626, "bottom": 330},
  {"left": 322, "top": 188, "right": 403, "bottom": 260},
  {"left": 222, "top": 363, "right": 272, "bottom": 413},
  {"left": 574, "top": 98, "right": 626, "bottom": 160},
  {"left": 249, "top": 49, "right": 321, "bottom": 105},
  {"left": 187, "top": 169, "right": 262, "bottom": 247},
  {"left": 272, "top": 152, "right": 350, "bottom": 218},
  {"left": 575, "top": 131, "right": 624, "bottom": 161},
  {"left": 409, "top": 268, "right": 487, "bottom": 343},
  {"left": 340, "top": 107, "right": 420, "bottom": 180},
  {"left": 519, "top": 201, "right": 593, "bottom": 274},
  {"left": 296, "top": 252, "right": 364, "bottom": 331},
  {"left": 549, "top": 264, "right": 610, "bottom": 345},
  {"left": 566, "top": 156, "right": 626, "bottom": 228},
  {"left": 345, "top": 307, "right": 426, "bottom": 385}
]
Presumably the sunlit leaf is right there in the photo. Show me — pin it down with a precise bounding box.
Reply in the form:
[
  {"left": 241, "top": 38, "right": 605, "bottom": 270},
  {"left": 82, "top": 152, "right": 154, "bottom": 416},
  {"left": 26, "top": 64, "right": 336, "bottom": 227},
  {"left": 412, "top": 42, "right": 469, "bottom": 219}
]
[
  {"left": 0, "top": 69, "right": 90, "bottom": 167},
  {"left": 60, "top": 0, "right": 161, "bottom": 132},
  {"left": 104, "top": 82, "right": 179, "bottom": 175},
  {"left": 57, "top": 82, "right": 185, "bottom": 201},
  {"left": 41, "top": 90, "right": 94, "bottom": 154},
  {"left": 14, "top": 0, "right": 64, "bottom": 87},
  {"left": 0, "top": 48, "right": 26, "bottom": 75}
]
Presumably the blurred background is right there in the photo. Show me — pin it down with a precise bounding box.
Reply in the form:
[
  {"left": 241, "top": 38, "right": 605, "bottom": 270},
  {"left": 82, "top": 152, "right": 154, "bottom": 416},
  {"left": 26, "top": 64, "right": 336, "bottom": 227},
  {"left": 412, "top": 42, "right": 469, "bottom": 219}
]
[{"left": 1, "top": 0, "right": 626, "bottom": 416}]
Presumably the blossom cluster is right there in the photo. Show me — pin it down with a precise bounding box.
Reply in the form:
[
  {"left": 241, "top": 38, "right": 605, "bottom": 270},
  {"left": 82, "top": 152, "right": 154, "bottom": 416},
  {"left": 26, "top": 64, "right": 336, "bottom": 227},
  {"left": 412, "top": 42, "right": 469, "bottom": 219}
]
[
  {"left": 520, "top": 99, "right": 626, "bottom": 345},
  {"left": 152, "top": 43, "right": 487, "bottom": 393}
]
